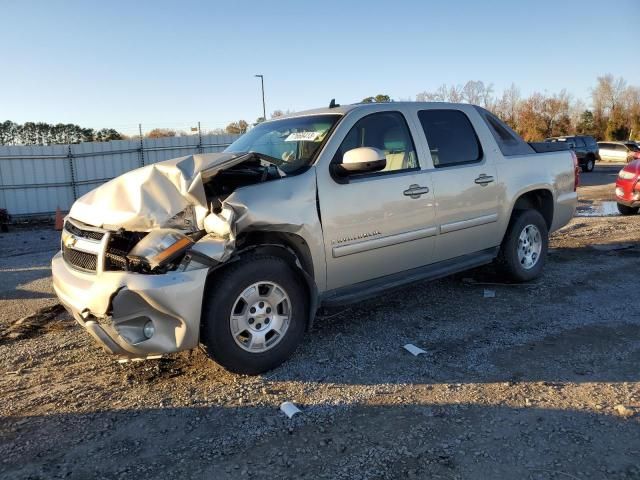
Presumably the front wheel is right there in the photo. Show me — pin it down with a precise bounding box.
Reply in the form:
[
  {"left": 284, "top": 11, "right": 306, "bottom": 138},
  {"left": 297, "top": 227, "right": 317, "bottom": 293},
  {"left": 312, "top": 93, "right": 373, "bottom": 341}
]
[
  {"left": 496, "top": 209, "right": 549, "bottom": 282},
  {"left": 617, "top": 203, "right": 639, "bottom": 216},
  {"left": 201, "top": 255, "right": 308, "bottom": 375}
]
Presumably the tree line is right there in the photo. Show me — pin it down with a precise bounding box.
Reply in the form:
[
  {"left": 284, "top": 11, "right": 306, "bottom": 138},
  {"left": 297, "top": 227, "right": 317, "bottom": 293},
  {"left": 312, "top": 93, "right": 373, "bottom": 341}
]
[
  {"left": 3, "top": 74, "right": 637, "bottom": 145},
  {"left": 416, "top": 74, "right": 639, "bottom": 141},
  {"left": 0, "top": 121, "right": 124, "bottom": 145}
]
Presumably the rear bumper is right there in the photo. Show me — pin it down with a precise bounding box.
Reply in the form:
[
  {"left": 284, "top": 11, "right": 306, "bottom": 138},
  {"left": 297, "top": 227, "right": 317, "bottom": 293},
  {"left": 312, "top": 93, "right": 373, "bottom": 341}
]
[{"left": 52, "top": 252, "right": 209, "bottom": 359}]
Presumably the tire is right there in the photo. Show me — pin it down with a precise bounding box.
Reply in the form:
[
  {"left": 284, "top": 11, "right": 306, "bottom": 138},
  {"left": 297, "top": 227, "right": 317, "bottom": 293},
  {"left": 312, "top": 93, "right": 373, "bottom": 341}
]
[
  {"left": 617, "top": 203, "right": 639, "bottom": 216},
  {"left": 201, "top": 255, "right": 308, "bottom": 375},
  {"left": 496, "top": 209, "right": 548, "bottom": 282},
  {"left": 582, "top": 157, "right": 595, "bottom": 172}
]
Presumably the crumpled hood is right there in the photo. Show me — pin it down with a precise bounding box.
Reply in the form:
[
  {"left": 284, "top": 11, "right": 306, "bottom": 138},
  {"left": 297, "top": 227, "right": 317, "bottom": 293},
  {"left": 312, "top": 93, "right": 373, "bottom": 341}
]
[{"left": 69, "top": 152, "right": 245, "bottom": 231}]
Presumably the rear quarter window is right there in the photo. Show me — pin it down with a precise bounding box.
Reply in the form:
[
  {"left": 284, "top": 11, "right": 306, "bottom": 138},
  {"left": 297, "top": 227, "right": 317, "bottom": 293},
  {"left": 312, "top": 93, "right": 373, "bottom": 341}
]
[
  {"left": 417, "top": 110, "right": 482, "bottom": 168},
  {"left": 473, "top": 106, "right": 535, "bottom": 156}
]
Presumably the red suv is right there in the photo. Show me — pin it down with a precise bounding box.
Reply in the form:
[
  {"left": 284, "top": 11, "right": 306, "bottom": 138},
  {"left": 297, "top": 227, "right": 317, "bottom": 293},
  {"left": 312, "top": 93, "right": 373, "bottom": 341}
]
[{"left": 616, "top": 159, "right": 640, "bottom": 215}]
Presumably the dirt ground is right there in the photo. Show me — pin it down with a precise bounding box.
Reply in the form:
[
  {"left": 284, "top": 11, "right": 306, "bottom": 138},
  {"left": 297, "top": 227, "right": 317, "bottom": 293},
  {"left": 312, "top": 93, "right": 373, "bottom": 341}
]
[{"left": 1, "top": 163, "right": 639, "bottom": 480}]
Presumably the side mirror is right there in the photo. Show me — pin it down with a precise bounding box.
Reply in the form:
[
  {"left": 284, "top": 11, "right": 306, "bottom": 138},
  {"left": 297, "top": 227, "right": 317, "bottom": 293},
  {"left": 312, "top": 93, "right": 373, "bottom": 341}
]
[{"left": 333, "top": 147, "right": 386, "bottom": 176}]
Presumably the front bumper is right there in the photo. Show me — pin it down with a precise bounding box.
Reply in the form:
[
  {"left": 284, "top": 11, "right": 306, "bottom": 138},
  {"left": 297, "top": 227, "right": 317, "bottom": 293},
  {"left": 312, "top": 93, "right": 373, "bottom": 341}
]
[{"left": 52, "top": 252, "right": 209, "bottom": 359}]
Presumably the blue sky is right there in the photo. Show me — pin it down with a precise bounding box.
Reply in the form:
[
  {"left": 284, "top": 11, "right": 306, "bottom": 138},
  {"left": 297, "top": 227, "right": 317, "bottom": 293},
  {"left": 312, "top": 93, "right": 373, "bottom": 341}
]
[{"left": 1, "top": 0, "right": 638, "bottom": 134}]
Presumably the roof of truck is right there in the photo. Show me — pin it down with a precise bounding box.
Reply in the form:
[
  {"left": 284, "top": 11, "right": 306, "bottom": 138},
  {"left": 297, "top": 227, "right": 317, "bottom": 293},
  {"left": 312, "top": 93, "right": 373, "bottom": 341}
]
[{"left": 274, "top": 101, "right": 471, "bottom": 120}]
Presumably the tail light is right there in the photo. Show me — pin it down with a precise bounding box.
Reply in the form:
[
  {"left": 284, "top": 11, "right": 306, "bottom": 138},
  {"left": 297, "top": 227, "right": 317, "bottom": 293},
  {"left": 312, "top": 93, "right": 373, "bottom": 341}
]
[{"left": 571, "top": 150, "right": 579, "bottom": 191}]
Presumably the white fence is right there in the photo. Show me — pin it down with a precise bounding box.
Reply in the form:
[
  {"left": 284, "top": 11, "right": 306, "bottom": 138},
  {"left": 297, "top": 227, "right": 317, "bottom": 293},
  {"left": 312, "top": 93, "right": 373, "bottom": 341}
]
[{"left": 0, "top": 134, "right": 240, "bottom": 218}]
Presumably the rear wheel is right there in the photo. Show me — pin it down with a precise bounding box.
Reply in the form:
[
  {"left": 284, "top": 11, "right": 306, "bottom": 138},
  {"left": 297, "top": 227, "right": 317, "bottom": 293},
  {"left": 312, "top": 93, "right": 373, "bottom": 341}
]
[
  {"left": 617, "top": 203, "right": 639, "bottom": 216},
  {"left": 201, "top": 255, "right": 308, "bottom": 374},
  {"left": 496, "top": 209, "right": 548, "bottom": 282},
  {"left": 582, "top": 157, "right": 595, "bottom": 172}
]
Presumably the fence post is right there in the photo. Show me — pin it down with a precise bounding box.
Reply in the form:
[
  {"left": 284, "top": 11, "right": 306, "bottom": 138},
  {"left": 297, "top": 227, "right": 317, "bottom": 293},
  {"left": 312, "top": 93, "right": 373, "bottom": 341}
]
[
  {"left": 67, "top": 144, "right": 78, "bottom": 200},
  {"left": 198, "top": 121, "right": 203, "bottom": 154},
  {"left": 138, "top": 123, "right": 145, "bottom": 167}
]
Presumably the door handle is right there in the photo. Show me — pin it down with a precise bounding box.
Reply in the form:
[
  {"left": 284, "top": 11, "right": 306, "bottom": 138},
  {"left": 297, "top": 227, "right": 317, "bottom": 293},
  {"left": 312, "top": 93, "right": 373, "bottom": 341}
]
[
  {"left": 403, "top": 184, "right": 430, "bottom": 199},
  {"left": 474, "top": 174, "right": 495, "bottom": 186}
]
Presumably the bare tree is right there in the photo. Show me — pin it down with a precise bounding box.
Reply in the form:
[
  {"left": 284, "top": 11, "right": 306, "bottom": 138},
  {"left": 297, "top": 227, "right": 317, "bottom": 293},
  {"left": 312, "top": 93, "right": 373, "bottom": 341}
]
[{"left": 147, "top": 128, "right": 176, "bottom": 138}]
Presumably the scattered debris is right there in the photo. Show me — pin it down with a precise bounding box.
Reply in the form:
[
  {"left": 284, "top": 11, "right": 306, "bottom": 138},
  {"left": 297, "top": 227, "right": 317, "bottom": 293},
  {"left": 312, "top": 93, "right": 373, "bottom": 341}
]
[
  {"left": 280, "top": 401, "right": 302, "bottom": 418},
  {"left": 0, "top": 303, "right": 65, "bottom": 345},
  {"left": 613, "top": 404, "right": 635, "bottom": 418},
  {"left": 483, "top": 289, "right": 496, "bottom": 298},
  {"left": 403, "top": 344, "right": 427, "bottom": 356}
]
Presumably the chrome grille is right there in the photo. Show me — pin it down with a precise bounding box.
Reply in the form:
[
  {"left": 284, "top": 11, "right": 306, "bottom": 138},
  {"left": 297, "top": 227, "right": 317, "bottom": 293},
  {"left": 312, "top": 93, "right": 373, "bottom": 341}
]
[
  {"left": 64, "top": 221, "right": 105, "bottom": 241},
  {"left": 63, "top": 245, "right": 98, "bottom": 272}
]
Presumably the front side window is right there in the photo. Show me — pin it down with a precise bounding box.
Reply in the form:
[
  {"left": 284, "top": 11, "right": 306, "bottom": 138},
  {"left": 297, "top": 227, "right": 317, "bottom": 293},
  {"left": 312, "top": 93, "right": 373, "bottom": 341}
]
[
  {"left": 225, "top": 114, "right": 340, "bottom": 175},
  {"left": 333, "top": 111, "right": 418, "bottom": 173},
  {"left": 418, "top": 110, "right": 482, "bottom": 167},
  {"left": 575, "top": 137, "right": 586, "bottom": 148}
]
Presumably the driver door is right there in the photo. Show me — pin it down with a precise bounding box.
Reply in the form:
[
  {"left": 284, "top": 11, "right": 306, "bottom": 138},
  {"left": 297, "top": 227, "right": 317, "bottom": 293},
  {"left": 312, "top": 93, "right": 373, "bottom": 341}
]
[{"left": 316, "top": 111, "right": 437, "bottom": 291}]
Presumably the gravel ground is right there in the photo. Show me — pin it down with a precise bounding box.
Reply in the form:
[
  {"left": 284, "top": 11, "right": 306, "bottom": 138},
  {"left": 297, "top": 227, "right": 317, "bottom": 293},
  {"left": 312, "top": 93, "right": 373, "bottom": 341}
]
[{"left": 1, "top": 163, "right": 639, "bottom": 479}]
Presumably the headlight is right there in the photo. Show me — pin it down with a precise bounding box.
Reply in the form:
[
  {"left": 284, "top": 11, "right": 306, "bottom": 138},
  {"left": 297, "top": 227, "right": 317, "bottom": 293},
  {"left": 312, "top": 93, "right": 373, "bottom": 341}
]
[
  {"left": 618, "top": 170, "right": 635, "bottom": 180},
  {"left": 127, "top": 229, "right": 194, "bottom": 270}
]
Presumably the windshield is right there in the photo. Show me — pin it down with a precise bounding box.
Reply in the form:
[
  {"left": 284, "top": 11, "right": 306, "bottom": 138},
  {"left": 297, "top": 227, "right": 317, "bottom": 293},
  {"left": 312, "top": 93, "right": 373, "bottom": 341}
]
[{"left": 225, "top": 115, "right": 340, "bottom": 174}]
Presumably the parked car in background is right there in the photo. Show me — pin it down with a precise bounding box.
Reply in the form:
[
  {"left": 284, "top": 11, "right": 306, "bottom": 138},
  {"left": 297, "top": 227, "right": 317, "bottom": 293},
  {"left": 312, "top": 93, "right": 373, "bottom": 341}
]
[
  {"left": 52, "top": 102, "right": 578, "bottom": 374},
  {"left": 544, "top": 136, "right": 599, "bottom": 172},
  {"left": 615, "top": 159, "right": 640, "bottom": 215},
  {"left": 598, "top": 141, "right": 640, "bottom": 163}
]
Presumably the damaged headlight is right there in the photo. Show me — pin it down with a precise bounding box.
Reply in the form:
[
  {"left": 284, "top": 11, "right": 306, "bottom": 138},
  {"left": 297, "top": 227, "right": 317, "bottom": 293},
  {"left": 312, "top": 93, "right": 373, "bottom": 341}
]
[{"left": 127, "top": 229, "right": 194, "bottom": 270}]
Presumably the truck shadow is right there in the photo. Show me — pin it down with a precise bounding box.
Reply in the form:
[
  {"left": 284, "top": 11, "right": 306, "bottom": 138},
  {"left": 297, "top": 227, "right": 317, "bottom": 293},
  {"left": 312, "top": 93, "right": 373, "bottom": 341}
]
[{"left": 1, "top": 402, "right": 638, "bottom": 479}]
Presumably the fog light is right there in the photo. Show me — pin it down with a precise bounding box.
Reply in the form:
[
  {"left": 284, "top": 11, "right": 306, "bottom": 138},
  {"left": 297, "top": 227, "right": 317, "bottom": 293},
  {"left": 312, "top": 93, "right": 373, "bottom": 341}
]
[{"left": 143, "top": 321, "right": 155, "bottom": 339}]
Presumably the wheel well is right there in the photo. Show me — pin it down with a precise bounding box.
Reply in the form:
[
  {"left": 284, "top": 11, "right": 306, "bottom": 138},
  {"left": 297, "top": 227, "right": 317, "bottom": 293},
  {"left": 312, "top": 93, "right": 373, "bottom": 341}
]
[
  {"left": 234, "top": 231, "right": 314, "bottom": 279},
  {"left": 204, "top": 231, "right": 319, "bottom": 330},
  {"left": 511, "top": 190, "right": 553, "bottom": 229}
]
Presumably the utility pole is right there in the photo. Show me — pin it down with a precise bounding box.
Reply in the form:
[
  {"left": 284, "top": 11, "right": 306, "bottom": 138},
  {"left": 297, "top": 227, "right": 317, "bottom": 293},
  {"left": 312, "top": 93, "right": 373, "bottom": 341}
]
[{"left": 254, "top": 74, "right": 266, "bottom": 121}]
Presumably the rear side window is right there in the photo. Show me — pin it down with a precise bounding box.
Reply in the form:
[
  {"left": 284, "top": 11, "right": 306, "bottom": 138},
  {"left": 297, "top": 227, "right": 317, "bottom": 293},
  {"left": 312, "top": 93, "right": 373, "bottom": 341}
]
[
  {"left": 418, "top": 110, "right": 482, "bottom": 167},
  {"left": 473, "top": 106, "right": 535, "bottom": 156},
  {"left": 575, "top": 137, "right": 586, "bottom": 148}
]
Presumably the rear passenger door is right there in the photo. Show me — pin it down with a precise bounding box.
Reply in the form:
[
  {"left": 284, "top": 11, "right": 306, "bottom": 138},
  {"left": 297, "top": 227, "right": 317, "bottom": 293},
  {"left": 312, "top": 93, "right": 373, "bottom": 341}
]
[{"left": 416, "top": 108, "right": 500, "bottom": 263}]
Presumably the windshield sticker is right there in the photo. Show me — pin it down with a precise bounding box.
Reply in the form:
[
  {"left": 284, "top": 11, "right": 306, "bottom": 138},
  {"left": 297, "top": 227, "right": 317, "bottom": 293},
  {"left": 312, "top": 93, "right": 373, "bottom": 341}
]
[{"left": 285, "top": 131, "right": 321, "bottom": 142}]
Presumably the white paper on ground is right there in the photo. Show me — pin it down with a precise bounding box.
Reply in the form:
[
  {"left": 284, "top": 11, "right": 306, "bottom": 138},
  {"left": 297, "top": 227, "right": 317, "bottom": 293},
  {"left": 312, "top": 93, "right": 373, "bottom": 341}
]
[
  {"left": 403, "top": 344, "right": 427, "bottom": 356},
  {"left": 280, "top": 401, "right": 302, "bottom": 418},
  {"left": 483, "top": 289, "right": 496, "bottom": 298}
]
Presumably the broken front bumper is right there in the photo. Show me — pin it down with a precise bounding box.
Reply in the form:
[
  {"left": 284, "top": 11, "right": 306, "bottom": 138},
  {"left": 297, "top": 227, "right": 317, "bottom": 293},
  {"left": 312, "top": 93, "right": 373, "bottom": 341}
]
[{"left": 52, "top": 252, "right": 209, "bottom": 360}]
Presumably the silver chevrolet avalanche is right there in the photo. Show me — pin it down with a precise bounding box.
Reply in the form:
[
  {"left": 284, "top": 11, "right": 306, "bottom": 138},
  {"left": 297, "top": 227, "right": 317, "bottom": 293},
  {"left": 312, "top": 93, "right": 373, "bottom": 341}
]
[{"left": 52, "top": 102, "right": 578, "bottom": 374}]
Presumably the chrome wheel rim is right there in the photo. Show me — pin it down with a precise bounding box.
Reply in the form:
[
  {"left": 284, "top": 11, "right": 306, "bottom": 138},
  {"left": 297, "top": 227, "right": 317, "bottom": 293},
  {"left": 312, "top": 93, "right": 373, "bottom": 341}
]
[
  {"left": 588, "top": 160, "right": 594, "bottom": 170},
  {"left": 229, "top": 281, "right": 291, "bottom": 353},
  {"left": 518, "top": 224, "right": 542, "bottom": 270}
]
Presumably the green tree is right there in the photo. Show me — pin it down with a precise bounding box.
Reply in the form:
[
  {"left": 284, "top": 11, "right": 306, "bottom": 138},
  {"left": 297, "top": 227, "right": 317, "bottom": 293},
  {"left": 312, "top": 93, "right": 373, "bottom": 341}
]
[{"left": 575, "top": 110, "right": 597, "bottom": 137}]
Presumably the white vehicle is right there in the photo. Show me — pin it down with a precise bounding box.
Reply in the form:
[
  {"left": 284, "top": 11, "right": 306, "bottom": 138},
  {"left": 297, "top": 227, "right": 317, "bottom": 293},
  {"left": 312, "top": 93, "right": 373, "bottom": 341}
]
[{"left": 597, "top": 141, "right": 640, "bottom": 163}]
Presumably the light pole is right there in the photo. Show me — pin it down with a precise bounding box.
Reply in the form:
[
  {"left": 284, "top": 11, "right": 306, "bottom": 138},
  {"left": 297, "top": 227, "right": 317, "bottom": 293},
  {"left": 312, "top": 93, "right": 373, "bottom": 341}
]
[{"left": 254, "top": 74, "right": 266, "bottom": 121}]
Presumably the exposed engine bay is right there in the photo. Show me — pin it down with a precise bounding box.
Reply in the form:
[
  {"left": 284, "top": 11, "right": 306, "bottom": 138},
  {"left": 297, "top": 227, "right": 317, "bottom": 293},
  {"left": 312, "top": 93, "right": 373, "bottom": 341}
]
[
  {"left": 204, "top": 155, "right": 284, "bottom": 214},
  {"left": 79, "top": 153, "right": 286, "bottom": 275}
]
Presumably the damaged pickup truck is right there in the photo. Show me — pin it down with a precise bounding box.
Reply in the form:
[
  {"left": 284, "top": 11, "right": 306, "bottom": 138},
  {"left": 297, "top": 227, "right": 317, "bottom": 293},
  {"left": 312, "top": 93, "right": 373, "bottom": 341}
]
[{"left": 52, "top": 102, "right": 578, "bottom": 374}]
